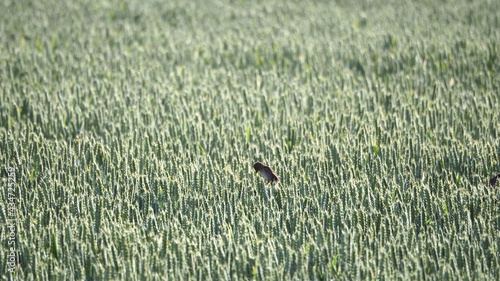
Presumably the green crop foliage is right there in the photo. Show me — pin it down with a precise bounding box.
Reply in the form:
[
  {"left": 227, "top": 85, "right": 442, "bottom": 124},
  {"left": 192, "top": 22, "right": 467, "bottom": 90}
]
[{"left": 1, "top": 0, "right": 499, "bottom": 280}]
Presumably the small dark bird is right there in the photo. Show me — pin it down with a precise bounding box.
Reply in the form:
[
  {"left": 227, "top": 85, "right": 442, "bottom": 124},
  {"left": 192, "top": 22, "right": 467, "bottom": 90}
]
[
  {"left": 490, "top": 173, "right": 500, "bottom": 187},
  {"left": 253, "top": 162, "right": 279, "bottom": 184}
]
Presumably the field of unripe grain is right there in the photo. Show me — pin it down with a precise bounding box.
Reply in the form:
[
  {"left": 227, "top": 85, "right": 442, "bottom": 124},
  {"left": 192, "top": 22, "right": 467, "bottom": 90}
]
[{"left": 1, "top": 0, "right": 499, "bottom": 279}]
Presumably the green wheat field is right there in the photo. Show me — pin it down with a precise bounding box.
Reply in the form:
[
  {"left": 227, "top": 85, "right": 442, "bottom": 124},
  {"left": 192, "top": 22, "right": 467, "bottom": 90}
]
[{"left": 1, "top": 0, "right": 499, "bottom": 280}]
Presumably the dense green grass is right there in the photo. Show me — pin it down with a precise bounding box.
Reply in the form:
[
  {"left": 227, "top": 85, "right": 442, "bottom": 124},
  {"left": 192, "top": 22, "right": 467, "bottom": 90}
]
[{"left": 1, "top": 0, "right": 500, "bottom": 279}]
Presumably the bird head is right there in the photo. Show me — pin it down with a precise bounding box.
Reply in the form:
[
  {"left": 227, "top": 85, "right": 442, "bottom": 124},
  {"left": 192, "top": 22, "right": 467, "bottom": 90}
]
[{"left": 253, "top": 162, "right": 265, "bottom": 173}]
